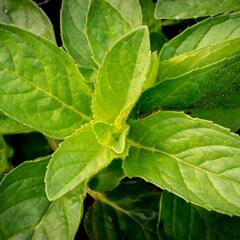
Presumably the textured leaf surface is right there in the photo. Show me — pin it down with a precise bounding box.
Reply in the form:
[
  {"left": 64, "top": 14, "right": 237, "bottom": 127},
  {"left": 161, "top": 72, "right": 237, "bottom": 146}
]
[
  {"left": 92, "top": 27, "right": 150, "bottom": 128},
  {"left": 0, "top": 0, "right": 55, "bottom": 41},
  {"left": 159, "top": 192, "right": 240, "bottom": 240},
  {"left": 89, "top": 159, "right": 124, "bottom": 192},
  {"left": 138, "top": 38, "right": 240, "bottom": 131},
  {"left": 61, "top": 0, "right": 142, "bottom": 69},
  {"left": 0, "top": 157, "right": 85, "bottom": 240},
  {"left": 93, "top": 121, "right": 129, "bottom": 154},
  {"left": 61, "top": 0, "right": 97, "bottom": 69},
  {"left": 155, "top": 0, "right": 240, "bottom": 19},
  {"left": 124, "top": 111, "right": 240, "bottom": 216},
  {"left": 0, "top": 136, "right": 13, "bottom": 173},
  {"left": 85, "top": 181, "right": 160, "bottom": 240},
  {"left": 0, "top": 112, "right": 31, "bottom": 134},
  {"left": 0, "top": 24, "right": 92, "bottom": 139},
  {"left": 45, "top": 123, "right": 114, "bottom": 201},
  {"left": 160, "top": 13, "right": 240, "bottom": 60}
]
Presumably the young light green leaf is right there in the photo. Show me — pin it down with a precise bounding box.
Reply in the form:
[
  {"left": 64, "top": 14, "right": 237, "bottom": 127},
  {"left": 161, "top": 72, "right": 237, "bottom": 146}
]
[
  {"left": 85, "top": 180, "right": 160, "bottom": 240},
  {"left": 0, "top": 112, "right": 31, "bottom": 134},
  {"left": 0, "top": 157, "right": 85, "bottom": 240},
  {"left": 0, "top": 136, "right": 13, "bottom": 174},
  {"left": 155, "top": 0, "right": 240, "bottom": 19},
  {"left": 45, "top": 122, "right": 115, "bottom": 201},
  {"left": 0, "top": 24, "right": 92, "bottom": 139},
  {"left": 143, "top": 52, "right": 159, "bottom": 90},
  {"left": 0, "top": 0, "right": 55, "bottom": 42},
  {"left": 123, "top": 111, "right": 240, "bottom": 216},
  {"left": 88, "top": 159, "right": 124, "bottom": 192},
  {"left": 160, "top": 13, "right": 240, "bottom": 60},
  {"left": 93, "top": 121, "right": 129, "bottom": 154},
  {"left": 138, "top": 38, "right": 240, "bottom": 131},
  {"left": 92, "top": 27, "right": 150, "bottom": 129},
  {"left": 159, "top": 191, "right": 240, "bottom": 240},
  {"left": 61, "top": 0, "right": 142, "bottom": 70}
]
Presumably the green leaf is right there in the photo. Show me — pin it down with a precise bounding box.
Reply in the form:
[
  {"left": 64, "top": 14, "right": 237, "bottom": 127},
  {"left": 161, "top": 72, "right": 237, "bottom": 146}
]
[
  {"left": 155, "top": 0, "right": 240, "bottom": 19},
  {"left": 0, "top": 0, "right": 55, "bottom": 42},
  {"left": 0, "top": 0, "right": 56, "bottom": 133},
  {"left": 0, "top": 112, "right": 31, "bottom": 134},
  {"left": 88, "top": 159, "right": 124, "bottom": 192},
  {"left": 160, "top": 13, "right": 240, "bottom": 60},
  {"left": 92, "top": 26, "right": 150, "bottom": 129},
  {"left": 0, "top": 24, "right": 92, "bottom": 139},
  {"left": 139, "top": 0, "right": 161, "bottom": 33},
  {"left": 143, "top": 52, "right": 159, "bottom": 90},
  {"left": 0, "top": 136, "right": 13, "bottom": 173},
  {"left": 61, "top": 0, "right": 142, "bottom": 70},
  {"left": 159, "top": 191, "right": 240, "bottom": 240},
  {"left": 45, "top": 122, "right": 114, "bottom": 201},
  {"left": 150, "top": 32, "right": 167, "bottom": 53},
  {"left": 61, "top": 0, "right": 98, "bottom": 69},
  {"left": 0, "top": 157, "right": 85, "bottom": 240},
  {"left": 138, "top": 38, "right": 240, "bottom": 131},
  {"left": 123, "top": 111, "right": 240, "bottom": 216},
  {"left": 93, "top": 121, "right": 129, "bottom": 154},
  {"left": 84, "top": 180, "right": 160, "bottom": 240},
  {"left": 79, "top": 66, "right": 97, "bottom": 84}
]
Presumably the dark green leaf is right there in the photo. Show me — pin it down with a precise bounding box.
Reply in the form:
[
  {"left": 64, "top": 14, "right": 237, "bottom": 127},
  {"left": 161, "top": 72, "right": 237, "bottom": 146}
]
[
  {"left": 160, "top": 13, "right": 240, "bottom": 60},
  {"left": 85, "top": 180, "right": 160, "bottom": 240},
  {"left": 89, "top": 159, "right": 124, "bottom": 192},
  {"left": 0, "top": 157, "right": 85, "bottom": 240},
  {"left": 155, "top": 0, "right": 240, "bottom": 19},
  {"left": 138, "top": 38, "right": 240, "bottom": 131},
  {"left": 159, "top": 191, "right": 240, "bottom": 240}
]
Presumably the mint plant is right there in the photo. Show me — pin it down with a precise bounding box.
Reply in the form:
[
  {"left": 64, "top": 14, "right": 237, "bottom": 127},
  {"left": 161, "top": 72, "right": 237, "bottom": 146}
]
[{"left": 0, "top": 0, "right": 240, "bottom": 239}]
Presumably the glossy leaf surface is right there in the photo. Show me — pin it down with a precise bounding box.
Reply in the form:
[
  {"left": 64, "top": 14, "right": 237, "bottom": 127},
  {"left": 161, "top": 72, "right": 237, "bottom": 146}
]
[
  {"left": 85, "top": 181, "right": 160, "bottom": 240},
  {"left": 160, "top": 13, "right": 240, "bottom": 60},
  {"left": 92, "top": 27, "right": 150, "bottom": 128},
  {"left": 0, "top": 24, "right": 92, "bottom": 139},
  {"left": 0, "top": 0, "right": 55, "bottom": 41},
  {"left": 155, "top": 0, "right": 240, "bottom": 19},
  {"left": 138, "top": 38, "right": 240, "bottom": 131},
  {"left": 45, "top": 123, "right": 114, "bottom": 201},
  {"left": 61, "top": 0, "right": 142, "bottom": 69},
  {"left": 0, "top": 157, "right": 85, "bottom": 240},
  {"left": 124, "top": 111, "right": 240, "bottom": 216},
  {"left": 89, "top": 159, "right": 124, "bottom": 192},
  {"left": 159, "top": 192, "right": 240, "bottom": 240}
]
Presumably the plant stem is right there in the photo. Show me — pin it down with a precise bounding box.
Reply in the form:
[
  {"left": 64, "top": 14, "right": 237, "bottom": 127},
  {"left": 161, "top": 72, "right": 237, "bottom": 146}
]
[{"left": 46, "top": 137, "right": 59, "bottom": 151}]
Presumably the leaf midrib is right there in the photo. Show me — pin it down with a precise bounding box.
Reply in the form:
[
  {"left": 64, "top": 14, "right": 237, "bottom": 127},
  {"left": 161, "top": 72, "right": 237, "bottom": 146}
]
[
  {"left": 1, "top": 68, "right": 91, "bottom": 122},
  {"left": 128, "top": 139, "right": 240, "bottom": 184},
  {"left": 87, "top": 188, "right": 156, "bottom": 236}
]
